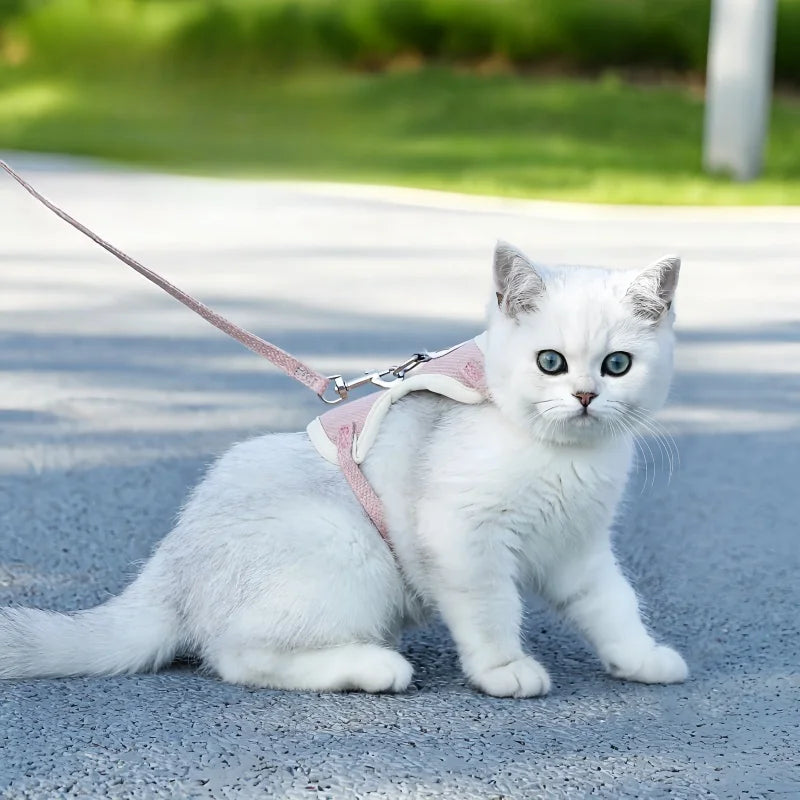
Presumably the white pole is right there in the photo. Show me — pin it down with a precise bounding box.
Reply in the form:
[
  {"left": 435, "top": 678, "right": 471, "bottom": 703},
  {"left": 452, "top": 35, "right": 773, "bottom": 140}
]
[{"left": 703, "top": 0, "right": 778, "bottom": 181}]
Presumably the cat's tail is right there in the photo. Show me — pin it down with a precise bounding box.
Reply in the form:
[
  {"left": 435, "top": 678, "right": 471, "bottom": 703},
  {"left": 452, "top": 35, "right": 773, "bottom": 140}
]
[{"left": 0, "top": 561, "right": 181, "bottom": 679}]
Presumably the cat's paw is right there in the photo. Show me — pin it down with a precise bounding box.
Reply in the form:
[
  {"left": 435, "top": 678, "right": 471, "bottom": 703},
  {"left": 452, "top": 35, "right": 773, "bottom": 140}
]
[
  {"left": 358, "top": 649, "right": 414, "bottom": 693},
  {"left": 605, "top": 643, "right": 688, "bottom": 685},
  {"left": 472, "top": 656, "right": 551, "bottom": 698}
]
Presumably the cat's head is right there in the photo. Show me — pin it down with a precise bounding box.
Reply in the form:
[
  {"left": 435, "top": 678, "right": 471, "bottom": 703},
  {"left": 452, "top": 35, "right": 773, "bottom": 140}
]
[{"left": 484, "top": 241, "right": 680, "bottom": 446}]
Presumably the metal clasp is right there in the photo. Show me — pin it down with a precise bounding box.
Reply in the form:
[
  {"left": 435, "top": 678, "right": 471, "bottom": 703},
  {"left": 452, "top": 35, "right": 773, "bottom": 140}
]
[{"left": 321, "top": 352, "right": 431, "bottom": 405}]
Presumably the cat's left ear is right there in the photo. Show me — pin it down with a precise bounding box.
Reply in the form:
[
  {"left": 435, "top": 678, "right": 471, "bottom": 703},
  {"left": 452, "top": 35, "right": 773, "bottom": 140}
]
[
  {"left": 493, "top": 241, "right": 545, "bottom": 318},
  {"left": 626, "top": 255, "right": 681, "bottom": 321}
]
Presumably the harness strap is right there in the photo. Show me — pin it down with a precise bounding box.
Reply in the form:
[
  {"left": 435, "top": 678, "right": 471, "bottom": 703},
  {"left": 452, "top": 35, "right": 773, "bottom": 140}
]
[
  {"left": 336, "top": 424, "right": 391, "bottom": 546},
  {"left": 326, "top": 357, "right": 486, "bottom": 549},
  {"left": 0, "top": 160, "right": 330, "bottom": 397}
]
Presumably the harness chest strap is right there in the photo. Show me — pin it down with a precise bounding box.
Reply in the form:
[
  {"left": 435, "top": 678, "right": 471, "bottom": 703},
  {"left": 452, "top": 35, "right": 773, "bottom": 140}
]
[{"left": 307, "top": 337, "right": 490, "bottom": 545}]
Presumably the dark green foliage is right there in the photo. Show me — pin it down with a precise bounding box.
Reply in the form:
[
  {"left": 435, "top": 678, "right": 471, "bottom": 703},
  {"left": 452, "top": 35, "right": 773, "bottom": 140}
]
[
  {"left": 537, "top": 0, "right": 710, "bottom": 71},
  {"left": 178, "top": 3, "right": 249, "bottom": 61},
  {"left": 776, "top": 0, "right": 800, "bottom": 82},
  {"left": 170, "top": 0, "right": 798, "bottom": 83},
  {"left": 6, "top": 0, "right": 800, "bottom": 83},
  {"left": 0, "top": 0, "right": 34, "bottom": 25}
]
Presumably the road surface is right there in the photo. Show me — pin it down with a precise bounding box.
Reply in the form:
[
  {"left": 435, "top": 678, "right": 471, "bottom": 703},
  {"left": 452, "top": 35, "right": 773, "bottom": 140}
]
[{"left": 1, "top": 153, "right": 798, "bottom": 799}]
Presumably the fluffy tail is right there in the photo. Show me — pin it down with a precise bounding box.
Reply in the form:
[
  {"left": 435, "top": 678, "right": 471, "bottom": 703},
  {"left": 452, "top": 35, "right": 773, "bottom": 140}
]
[{"left": 0, "top": 563, "right": 181, "bottom": 679}]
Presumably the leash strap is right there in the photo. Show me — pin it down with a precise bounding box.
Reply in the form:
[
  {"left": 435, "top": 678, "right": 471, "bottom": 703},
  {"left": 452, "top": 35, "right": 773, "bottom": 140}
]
[{"left": 0, "top": 160, "right": 331, "bottom": 398}]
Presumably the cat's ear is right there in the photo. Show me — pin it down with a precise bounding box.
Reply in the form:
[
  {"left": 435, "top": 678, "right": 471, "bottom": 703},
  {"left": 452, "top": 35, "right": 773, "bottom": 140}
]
[
  {"left": 626, "top": 255, "right": 681, "bottom": 321},
  {"left": 493, "top": 241, "right": 545, "bottom": 318}
]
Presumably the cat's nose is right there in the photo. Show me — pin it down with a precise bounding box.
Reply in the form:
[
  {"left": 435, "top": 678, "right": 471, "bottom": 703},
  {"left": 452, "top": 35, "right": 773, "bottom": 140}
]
[{"left": 573, "top": 392, "right": 597, "bottom": 407}]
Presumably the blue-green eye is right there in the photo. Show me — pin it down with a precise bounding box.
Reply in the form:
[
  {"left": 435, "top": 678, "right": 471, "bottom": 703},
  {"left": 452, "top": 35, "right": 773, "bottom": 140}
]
[
  {"left": 602, "top": 351, "right": 632, "bottom": 376},
  {"left": 537, "top": 350, "right": 567, "bottom": 375}
]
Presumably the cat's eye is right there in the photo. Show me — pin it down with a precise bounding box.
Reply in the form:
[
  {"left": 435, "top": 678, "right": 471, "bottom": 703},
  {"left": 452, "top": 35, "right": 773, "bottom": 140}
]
[
  {"left": 537, "top": 350, "right": 567, "bottom": 375},
  {"left": 602, "top": 351, "right": 632, "bottom": 376}
]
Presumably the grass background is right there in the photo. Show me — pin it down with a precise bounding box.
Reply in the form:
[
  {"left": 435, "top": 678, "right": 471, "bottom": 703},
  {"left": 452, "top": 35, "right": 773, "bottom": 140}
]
[{"left": 0, "top": 0, "right": 798, "bottom": 204}]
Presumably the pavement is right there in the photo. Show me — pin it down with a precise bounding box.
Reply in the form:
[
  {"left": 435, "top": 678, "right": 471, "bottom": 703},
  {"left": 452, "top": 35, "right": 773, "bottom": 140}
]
[{"left": 1, "top": 153, "right": 798, "bottom": 799}]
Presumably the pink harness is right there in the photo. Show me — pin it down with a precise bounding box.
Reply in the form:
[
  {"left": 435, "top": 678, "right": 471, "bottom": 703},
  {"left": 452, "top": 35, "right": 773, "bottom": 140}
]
[
  {"left": 1, "top": 160, "right": 490, "bottom": 553},
  {"left": 306, "top": 339, "right": 489, "bottom": 546}
]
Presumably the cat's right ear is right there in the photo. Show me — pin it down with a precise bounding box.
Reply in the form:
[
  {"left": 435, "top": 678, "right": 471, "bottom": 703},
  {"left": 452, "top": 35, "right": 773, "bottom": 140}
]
[
  {"left": 493, "top": 241, "right": 545, "bottom": 318},
  {"left": 626, "top": 255, "right": 681, "bottom": 322}
]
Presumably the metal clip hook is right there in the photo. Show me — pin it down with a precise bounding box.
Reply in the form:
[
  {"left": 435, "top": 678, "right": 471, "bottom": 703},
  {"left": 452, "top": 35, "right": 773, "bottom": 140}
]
[{"left": 320, "top": 352, "right": 431, "bottom": 405}]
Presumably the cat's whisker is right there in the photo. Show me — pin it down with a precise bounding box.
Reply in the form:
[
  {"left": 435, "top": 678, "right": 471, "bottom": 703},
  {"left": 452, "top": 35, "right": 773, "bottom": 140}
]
[
  {"left": 622, "top": 408, "right": 678, "bottom": 483},
  {"left": 626, "top": 411, "right": 671, "bottom": 477},
  {"left": 641, "top": 420, "right": 675, "bottom": 483},
  {"left": 638, "top": 412, "right": 681, "bottom": 470},
  {"left": 631, "top": 422, "right": 657, "bottom": 491},
  {"left": 607, "top": 416, "right": 638, "bottom": 490},
  {"left": 538, "top": 409, "right": 562, "bottom": 443},
  {"left": 613, "top": 415, "right": 651, "bottom": 494},
  {"left": 608, "top": 401, "right": 680, "bottom": 485},
  {"left": 527, "top": 402, "right": 562, "bottom": 429},
  {"left": 625, "top": 420, "right": 667, "bottom": 487},
  {"left": 612, "top": 401, "right": 680, "bottom": 468},
  {"left": 627, "top": 420, "right": 657, "bottom": 492},
  {"left": 532, "top": 407, "right": 564, "bottom": 444}
]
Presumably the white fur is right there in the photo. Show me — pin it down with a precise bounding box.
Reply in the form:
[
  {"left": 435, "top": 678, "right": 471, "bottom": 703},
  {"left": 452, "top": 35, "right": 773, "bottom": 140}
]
[{"left": 0, "top": 244, "right": 688, "bottom": 696}]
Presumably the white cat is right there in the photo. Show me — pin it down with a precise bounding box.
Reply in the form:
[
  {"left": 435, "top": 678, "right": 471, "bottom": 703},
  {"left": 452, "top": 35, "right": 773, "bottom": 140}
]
[{"left": 0, "top": 242, "right": 688, "bottom": 697}]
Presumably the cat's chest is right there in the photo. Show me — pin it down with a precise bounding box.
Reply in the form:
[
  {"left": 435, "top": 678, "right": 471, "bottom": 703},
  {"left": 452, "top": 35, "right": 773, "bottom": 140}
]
[
  {"left": 368, "top": 395, "right": 630, "bottom": 545},
  {"left": 491, "top": 450, "right": 620, "bottom": 525},
  {"left": 452, "top": 421, "right": 630, "bottom": 546}
]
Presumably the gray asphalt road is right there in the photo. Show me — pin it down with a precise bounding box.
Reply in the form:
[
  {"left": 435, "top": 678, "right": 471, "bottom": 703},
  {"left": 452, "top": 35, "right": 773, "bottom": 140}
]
[{"left": 1, "top": 153, "right": 798, "bottom": 799}]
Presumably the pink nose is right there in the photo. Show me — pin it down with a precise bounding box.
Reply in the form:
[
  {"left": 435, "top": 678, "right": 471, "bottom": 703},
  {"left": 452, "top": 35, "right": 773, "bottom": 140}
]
[{"left": 574, "top": 392, "right": 597, "bottom": 407}]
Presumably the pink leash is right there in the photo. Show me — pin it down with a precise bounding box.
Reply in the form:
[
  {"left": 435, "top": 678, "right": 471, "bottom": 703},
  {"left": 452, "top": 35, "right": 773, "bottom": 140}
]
[
  {"left": 1, "top": 159, "right": 454, "bottom": 552},
  {"left": 0, "top": 160, "right": 331, "bottom": 398}
]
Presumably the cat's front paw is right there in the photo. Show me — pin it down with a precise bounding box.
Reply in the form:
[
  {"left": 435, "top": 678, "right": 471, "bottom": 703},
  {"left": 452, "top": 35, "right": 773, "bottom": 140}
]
[
  {"left": 472, "top": 656, "right": 551, "bottom": 698},
  {"left": 605, "top": 643, "right": 688, "bottom": 685}
]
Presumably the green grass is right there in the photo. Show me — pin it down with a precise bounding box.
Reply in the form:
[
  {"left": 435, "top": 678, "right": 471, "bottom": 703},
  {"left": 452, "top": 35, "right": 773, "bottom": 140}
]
[
  {"left": 1, "top": 0, "right": 798, "bottom": 204},
  {"left": 0, "top": 65, "right": 799, "bottom": 204}
]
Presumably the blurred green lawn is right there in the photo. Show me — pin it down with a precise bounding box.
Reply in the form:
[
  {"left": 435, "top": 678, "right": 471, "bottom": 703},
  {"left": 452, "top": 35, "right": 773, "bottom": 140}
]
[{"left": 1, "top": 66, "right": 798, "bottom": 204}]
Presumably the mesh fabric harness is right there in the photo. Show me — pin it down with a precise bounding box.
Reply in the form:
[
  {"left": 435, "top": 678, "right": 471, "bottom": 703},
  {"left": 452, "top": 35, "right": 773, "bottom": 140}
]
[{"left": 307, "top": 338, "right": 489, "bottom": 546}]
